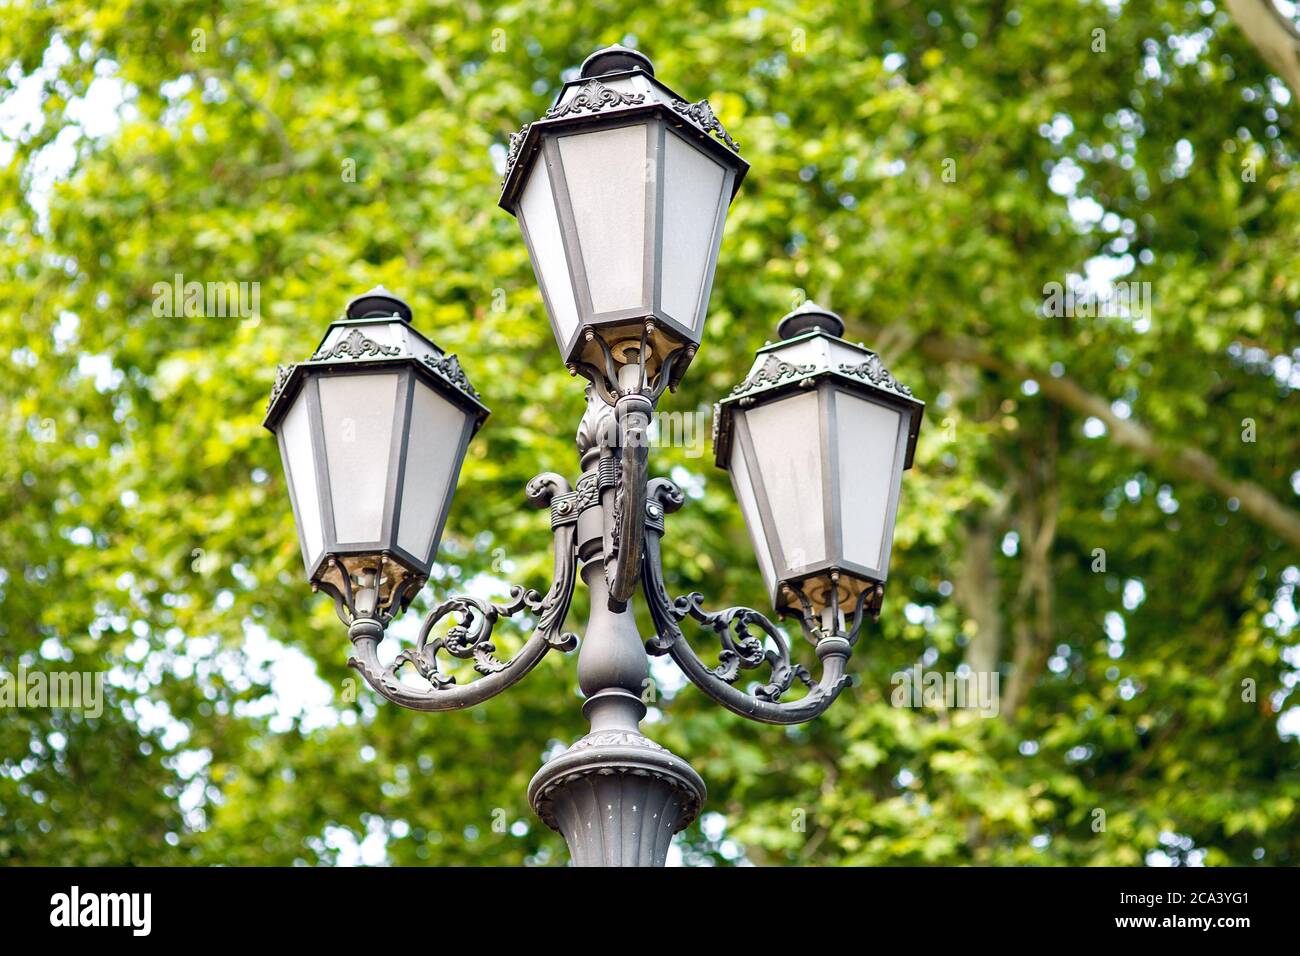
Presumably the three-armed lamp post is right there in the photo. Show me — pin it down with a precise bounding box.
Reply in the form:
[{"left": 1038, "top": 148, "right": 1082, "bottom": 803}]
[{"left": 264, "top": 45, "right": 922, "bottom": 866}]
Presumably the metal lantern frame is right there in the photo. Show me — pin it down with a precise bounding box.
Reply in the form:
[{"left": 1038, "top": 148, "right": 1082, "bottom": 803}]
[
  {"left": 499, "top": 45, "right": 749, "bottom": 387},
  {"left": 713, "top": 304, "right": 924, "bottom": 620},
  {"left": 264, "top": 294, "right": 489, "bottom": 622}
]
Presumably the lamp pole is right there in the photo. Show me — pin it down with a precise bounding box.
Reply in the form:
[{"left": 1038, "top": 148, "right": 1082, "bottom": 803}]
[
  {"left": 264, "top": 46, "right": 923, "bottom": 867},
  {"left": 524, "top": 386, "right": 705, "bottom": 866}
]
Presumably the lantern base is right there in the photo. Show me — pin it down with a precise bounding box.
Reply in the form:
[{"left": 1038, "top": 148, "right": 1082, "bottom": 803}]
[
  {"left": 528, "top": 730, "right": 705, "bottom": 867},
  {"left": 563, "top": 315, "right": 697, "bottom": 394},
  {"left": 777, "top": 570, "right": 884, "bottom": 623}
]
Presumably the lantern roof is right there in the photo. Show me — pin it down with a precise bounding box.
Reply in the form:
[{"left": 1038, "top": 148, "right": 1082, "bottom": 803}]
[
  {"left": 499, "top": 46, "right": 749, "bottom": 214},
  {"left": 713, "top": 302, "right": 924, "bottom": 470},
  {"left": 263, "top": 296, "right": 490, "bottom": 433}
]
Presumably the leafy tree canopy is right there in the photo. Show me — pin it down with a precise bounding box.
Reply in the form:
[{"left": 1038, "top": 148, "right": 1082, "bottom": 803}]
[{"left": 0, "top": 0, "right": 1297, "bottom": 865}]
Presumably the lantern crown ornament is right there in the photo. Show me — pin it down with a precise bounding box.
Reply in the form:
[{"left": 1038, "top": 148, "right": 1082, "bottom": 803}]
[
  {"left": 264, "top": 288, "right": 489, "bottom": 626},
  {"left": 500, "top": 45, "right": 749, "bottom": 395},
  {"left": 714, "top": 301, "right": 924, "bottom": 623}
]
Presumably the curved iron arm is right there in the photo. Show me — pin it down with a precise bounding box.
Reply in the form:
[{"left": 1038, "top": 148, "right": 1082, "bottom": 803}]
[
  {"left": 347, "top": 473, "right": 579, "bottom": 712},
  {"left": 640, "top": 477, "right": 876, "bottom": 725}
]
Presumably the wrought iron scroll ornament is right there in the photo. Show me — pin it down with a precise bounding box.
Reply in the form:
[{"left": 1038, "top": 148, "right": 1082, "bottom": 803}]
[
  {"left": 267, "top": 363, "right": 293, "bottom": 411},
  {"left": 310, "top": 328, "right": 402, "bottom": 362},
  {"left": 346, "top": 473, "right": 579, "bottom": 712},
  {"left": 546, "top": 79, "right": 646, "bottom": 119},
  {"left": 839, "top": 355, "right": 914, "bottom": 398},
  {"left": 503, "top": 121, "right": 531, "bottom": 183},
  {"left": 640, "top": 478, "right": 871, "bottom": 725},
  {"left": 670, "top": 592, "right": 812, "bottom": 702},
  {"left": 730, "top": 353, "right": 818, "bottom": 396},
  {"left": 423, "top": 353, "right": 481, "bottom": 400},
  {"left": 392, "top": 578, "right": 577, "bottom": 688},
  {"left": 670, "top": 98, "right": 740, "bottom": 153}
]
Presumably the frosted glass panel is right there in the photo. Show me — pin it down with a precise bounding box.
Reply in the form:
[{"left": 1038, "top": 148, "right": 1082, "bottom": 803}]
[
  {"left": 745, "top": 390, "right": 825, "bottom": 571},
  {"left": 660, "top": 132, "right": 726, "bottom": 331},
  {"left": 519, "top": 160, "right": 581, "bottom": 347},
  {"left": 397, "top": 380, "right": 470, "bottom": 563},
  {"left": 836, "top": 392, "right": 903, "bottom": 572},
  {"left": 730, "top": 439, "right": 777, "bottom": 598},
  {"left": 318, "top": 372, "right": 400, "bottom": 545},
  {"left": 281, "top": 388, "right": 324, "bottom": 570},
  {"left": 558, "top": 124, "right": 649, "bottom": 313}
]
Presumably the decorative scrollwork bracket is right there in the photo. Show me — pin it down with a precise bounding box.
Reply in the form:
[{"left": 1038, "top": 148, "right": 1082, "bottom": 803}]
[
  {"left": 346, "top": 473, "right": 579, "bottom": 712},
  {"left": 640, "top": 478, "right": 874, "bottom": 725}
]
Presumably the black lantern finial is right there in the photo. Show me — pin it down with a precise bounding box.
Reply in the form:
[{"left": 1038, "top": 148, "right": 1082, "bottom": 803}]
[
  {"left": 346, "top": 286, "right": 413, "bottom": 323},
  {"left": 777, "top": 300, "right": 845, "bottom": 339},
  {"left": 580, "top": 44, "right": 655, "bottom": 78}
]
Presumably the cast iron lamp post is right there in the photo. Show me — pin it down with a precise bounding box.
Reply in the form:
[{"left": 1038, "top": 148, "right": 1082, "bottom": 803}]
[{"left": 264, "top": 46, "right": 922, "bottom": 867}]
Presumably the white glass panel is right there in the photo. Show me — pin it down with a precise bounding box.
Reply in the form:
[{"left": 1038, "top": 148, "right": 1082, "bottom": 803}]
[
  {"left": 397, "top": 380, "right": 471, "bottom": 564},
  {"left": 557, "top": 124, "right": 649, "bottom": 313},
  {"left": 835, "top": 392, "right": 903, "bottom": 572},
  {"left": 660, "top": 132, "right": 726, "bottom": 332},
  {"left": 280, "top": 387, "right": 324, "bottom": 571},
  {"left": 729, "top": 440, "right": 777, "bottom": 599},
  {"left": 318, "top": 372, "right": 400, "bottom": 545},
  {"left": 519, "top": 160, "right": 581, "bottom": 348},
  {"left": 745, "top": 390, "right": 826, "bottom": 571}
]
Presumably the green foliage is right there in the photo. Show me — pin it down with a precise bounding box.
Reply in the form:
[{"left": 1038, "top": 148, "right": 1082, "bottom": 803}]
[{"left": 0, "top": 0, "right": 1297, "bottom": 865}]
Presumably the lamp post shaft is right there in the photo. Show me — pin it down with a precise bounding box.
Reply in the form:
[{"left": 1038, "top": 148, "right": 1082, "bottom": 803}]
[
  {"left": 526, "top": 390, "right": 705, "bottom": 866},
  {"left": 576, "top": 557, "right": 648, "bottom": 730}
]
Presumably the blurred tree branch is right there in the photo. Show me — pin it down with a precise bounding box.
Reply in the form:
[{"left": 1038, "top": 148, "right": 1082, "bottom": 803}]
[
  {"left": 921, "top": 334, "right": 1300, "bottom": 550},
  {"left": 1227, "top": 0, "right": 1300, "bottom": 97},
  {"left": 1003, "top": 424, "right": 1060, "bottom": 719}
]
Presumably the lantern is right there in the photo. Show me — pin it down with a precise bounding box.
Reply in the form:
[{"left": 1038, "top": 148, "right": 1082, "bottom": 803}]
[
  {"left": 264, "top": 287, "right": 489, "bottom": 620},
  {"left": 500, "top": 45, "right": 749, "bottom": 388},
  {"left": 714, "top": 302, "right": 923, "bottom": 623}
]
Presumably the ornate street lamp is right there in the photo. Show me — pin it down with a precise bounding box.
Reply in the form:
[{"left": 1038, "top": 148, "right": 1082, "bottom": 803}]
[
  {"left": 266, "top": 48, "right": 922, "bottom": 867},
  {"left": 497, "top": 44, "right": 749, "bottom": 610}
]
